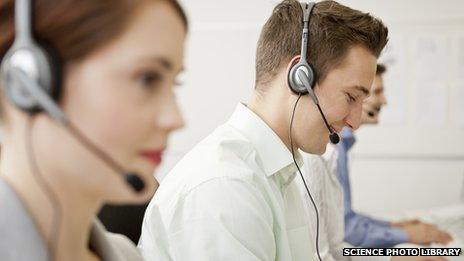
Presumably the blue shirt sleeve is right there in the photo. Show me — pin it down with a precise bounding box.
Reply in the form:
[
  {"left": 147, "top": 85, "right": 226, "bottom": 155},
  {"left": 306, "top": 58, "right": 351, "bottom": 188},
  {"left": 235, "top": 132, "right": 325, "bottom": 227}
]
[
  {"left": 336, "top": 128, "right": 410, "bottom": 247},
  {"left": 356, "top": 212, "right": 389, "bottom": 227},
  {"left": 344, "top": 209, "right": 409, "bottom": 247}
]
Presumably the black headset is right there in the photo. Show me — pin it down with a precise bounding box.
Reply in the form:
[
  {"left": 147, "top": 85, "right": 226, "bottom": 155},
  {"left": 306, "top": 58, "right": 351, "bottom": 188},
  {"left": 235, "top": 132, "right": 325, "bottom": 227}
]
[
  {"left": 0, "top": 0, "right": 145, "bottom": 192},
  {"left": 288, "top": 1, "right": 340, "bottom": 145}
]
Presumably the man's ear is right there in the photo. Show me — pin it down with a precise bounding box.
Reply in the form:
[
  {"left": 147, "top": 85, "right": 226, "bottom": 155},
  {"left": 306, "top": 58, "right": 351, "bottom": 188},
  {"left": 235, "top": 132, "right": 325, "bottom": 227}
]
[
  {"left": 286, "top": 55, "right": 301, "bottom": 74},
  {"left": 285, "top": 55, "right": 301, "bottom": 89}
]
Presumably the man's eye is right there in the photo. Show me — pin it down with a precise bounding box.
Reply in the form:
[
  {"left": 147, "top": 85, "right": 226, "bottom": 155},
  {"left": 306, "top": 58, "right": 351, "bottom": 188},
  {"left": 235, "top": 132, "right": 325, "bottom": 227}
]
[
  {"left": 137, "top": 71, "right": 163, "bottom": 88},
  {"left": 345, "top": 92, "right": 356, "bottom": 103}
]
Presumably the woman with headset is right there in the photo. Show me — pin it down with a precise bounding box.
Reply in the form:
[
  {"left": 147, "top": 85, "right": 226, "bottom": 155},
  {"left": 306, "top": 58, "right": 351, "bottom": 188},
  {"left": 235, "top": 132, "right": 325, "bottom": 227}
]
[{"left": 0, "top": 0, "right": 187, "bottom": 260}]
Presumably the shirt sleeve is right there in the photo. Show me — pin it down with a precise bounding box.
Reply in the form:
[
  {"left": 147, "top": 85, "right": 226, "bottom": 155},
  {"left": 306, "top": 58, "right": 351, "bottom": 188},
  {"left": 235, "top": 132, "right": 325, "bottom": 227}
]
[
  {"left": 344, "top": 210, "right": 409, "bottom": 247},
  {"left": 336, "top": 139, "right": 409, "bottom": 248},
  {"left": 165, "top": 177, "right": 277, "bottom": 261},
  {"left": 355, "top": 212, "right": 391, "bottom": 227}
]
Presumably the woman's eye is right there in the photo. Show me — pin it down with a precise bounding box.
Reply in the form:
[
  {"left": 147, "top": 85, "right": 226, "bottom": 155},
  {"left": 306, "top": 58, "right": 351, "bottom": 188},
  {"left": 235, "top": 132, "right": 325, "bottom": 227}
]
[{"left": 137, "top": 71, "right": 163, "bottom": 88}]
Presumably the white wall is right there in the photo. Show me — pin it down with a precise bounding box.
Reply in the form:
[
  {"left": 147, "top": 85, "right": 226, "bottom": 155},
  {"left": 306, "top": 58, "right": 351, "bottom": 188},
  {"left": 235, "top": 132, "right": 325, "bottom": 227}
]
[
  {"left": 339, "top": 0, "right": 464, "bottom": 218},
  {"left": 158, "top": 0, "right": 464, "bottom": 218}
]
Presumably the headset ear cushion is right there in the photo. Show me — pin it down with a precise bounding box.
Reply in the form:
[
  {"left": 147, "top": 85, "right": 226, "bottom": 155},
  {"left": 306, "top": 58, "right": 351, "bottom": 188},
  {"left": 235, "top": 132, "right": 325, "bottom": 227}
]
[
  {"left": 34, "top": 37, "right": 62, "bottom": 102},
  {"left": 289, "top": 63, "right": 307, "bottom": 94},
  {"left": 0, "top": 41, "right": 62, "bottom": 114},
  {"left": 288, "top": 62, "right": 316, "bottom": 95},
  {"left": 305, "top": 64, "right": 316, "bottom": 88}
]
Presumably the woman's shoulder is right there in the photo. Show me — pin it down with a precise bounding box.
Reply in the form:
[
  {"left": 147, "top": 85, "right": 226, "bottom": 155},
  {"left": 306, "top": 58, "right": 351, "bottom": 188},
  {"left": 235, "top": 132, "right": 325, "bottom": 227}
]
[
  {"left": 0, "top": 178, "right": 49, "bottom": 261},
  {"left": 106, "top": 232, "right": 143, "bottom": 260},
  {"left": 91, "top": 219, "right": 143, "bottom": 261}
]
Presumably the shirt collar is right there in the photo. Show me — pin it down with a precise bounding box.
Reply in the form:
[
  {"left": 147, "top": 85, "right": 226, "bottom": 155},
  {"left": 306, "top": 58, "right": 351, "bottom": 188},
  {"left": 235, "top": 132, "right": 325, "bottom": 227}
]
[
  {"left": 322, "top": 144, "right": 339, "bottom": 175},
  {"left": 341, "top": 127, "right": 356, "bottom": 151},
  {"left": 227, "top": 103, "right": 303, "bottom": 179},
  {"left": 90, "top": 218, "right": 145, "bottom": 260}
]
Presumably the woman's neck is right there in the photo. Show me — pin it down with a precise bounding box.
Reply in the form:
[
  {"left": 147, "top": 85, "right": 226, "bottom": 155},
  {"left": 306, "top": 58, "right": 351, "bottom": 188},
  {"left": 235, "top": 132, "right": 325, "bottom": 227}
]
[{"left": 1, "top": 143, "right": 103, "bottom": 261}]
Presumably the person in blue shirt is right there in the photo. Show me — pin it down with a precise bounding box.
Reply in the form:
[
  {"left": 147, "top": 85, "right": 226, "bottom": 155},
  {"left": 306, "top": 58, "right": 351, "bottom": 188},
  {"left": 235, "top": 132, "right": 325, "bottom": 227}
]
[{"left": 337, "top": 64, "right": 453, "bottom": 247}]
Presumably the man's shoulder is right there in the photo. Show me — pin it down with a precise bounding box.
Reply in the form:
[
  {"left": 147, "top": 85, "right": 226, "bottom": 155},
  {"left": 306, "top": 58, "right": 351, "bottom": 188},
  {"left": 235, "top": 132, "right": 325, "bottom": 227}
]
[{"left": 155, "top": 124, "right": 259, "bottom": 200}]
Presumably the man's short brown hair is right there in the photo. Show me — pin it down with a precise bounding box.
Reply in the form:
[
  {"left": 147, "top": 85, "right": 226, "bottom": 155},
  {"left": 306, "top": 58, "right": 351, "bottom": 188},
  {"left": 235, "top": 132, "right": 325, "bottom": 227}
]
[
  {"left": 255, "top": 0, "right": 388, "bottom": 87},
  {"left": 376, "top": 64, "right": 387, "bottom": 76}
]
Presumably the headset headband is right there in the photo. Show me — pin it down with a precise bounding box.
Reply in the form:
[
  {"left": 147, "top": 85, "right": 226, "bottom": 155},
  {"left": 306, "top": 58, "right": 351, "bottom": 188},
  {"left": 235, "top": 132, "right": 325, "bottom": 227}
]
[{"left": 299, "top": 2, "right": 315, "bottom": 62}]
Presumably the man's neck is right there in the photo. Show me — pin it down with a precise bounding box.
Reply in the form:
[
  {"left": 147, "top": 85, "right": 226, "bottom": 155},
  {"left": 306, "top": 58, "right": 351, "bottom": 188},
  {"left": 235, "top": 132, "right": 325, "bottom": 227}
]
[{"left": 248, "top": 92, "right": 293, "bottom": 152}]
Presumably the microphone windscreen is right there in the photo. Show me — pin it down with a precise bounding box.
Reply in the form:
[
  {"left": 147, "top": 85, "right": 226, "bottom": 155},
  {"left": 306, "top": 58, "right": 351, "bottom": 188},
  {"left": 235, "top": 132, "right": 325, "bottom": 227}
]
[
  {"left": 124, "top": 172, "right": 145, "bottom": 192},
  {"left": 329, "top": 132, "right": 340, "bottom": 144}
]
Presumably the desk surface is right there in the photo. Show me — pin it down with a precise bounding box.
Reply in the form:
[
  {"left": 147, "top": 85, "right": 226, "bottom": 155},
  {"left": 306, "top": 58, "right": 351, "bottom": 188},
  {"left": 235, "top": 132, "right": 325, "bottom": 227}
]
[
  {"left": 404, "top": 203, "right": 464, "bottom": 221},
  {"left": 402, "top": 204, "right": 464, "bottom": 261}
]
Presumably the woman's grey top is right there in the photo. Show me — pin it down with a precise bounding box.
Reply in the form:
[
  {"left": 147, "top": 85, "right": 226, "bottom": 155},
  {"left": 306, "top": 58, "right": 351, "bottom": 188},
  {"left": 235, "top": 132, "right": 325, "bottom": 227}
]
[{"left": 0, "top": 178, "right": 143, "bottom": 261}]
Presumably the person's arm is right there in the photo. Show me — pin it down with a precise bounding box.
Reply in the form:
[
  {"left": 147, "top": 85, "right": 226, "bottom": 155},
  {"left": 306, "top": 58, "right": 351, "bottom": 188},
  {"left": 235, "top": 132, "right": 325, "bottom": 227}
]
[
  {"left": 355, "top": 212, "right": 391, "bottom": 227},
  {"left": 164, "top": 177, "right": 277, "bottom": 261},
  {"left": 344, "top": 210, "right": 409, "bottom": 247},
  {"left": 336, "top": 143, "right": 408, "bottom": 248}
]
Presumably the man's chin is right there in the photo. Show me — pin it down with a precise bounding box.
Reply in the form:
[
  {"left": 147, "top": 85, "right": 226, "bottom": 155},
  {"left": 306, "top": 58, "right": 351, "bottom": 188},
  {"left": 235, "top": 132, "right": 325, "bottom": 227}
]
[{"left": 317, "top": 144, "right": 327, "bottom": 155}]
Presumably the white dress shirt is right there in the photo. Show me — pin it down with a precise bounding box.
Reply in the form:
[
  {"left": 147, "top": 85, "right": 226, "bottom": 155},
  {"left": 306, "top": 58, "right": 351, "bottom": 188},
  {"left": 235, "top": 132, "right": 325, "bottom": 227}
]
[
  {"left": 138, "top": 205, "right": 174, "bottom": 261},
  {"left": 139, "top": 103, "right": 315, "bottom": 261},
  {"left": 298, "top": 145, "right": 347, "bottom": 261},
  {"left": 298, "top": 147, "right": 390, "bottom": 261}
]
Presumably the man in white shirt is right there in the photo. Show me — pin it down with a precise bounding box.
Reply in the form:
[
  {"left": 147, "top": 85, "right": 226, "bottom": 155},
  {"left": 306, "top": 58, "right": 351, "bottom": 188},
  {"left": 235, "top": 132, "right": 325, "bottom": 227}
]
[{"left": 139, "top": 0, "right": 388, "bottom": 260}]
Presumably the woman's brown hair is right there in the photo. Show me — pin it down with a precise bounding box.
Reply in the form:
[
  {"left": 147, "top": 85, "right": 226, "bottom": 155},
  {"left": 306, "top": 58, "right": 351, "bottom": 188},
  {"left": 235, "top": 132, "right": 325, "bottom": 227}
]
[
  {"left": 0, "top": 0, "right": 187, "bottom": 71},
  {"left": 0, "top": 0, "right": 187, "bottom": 117}
]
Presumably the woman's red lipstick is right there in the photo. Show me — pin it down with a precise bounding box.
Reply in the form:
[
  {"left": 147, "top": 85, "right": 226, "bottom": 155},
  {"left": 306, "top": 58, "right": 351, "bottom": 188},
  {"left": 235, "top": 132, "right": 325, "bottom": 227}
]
[{"left": 140, "top": 150, "right": 164, "bottom": 164}]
